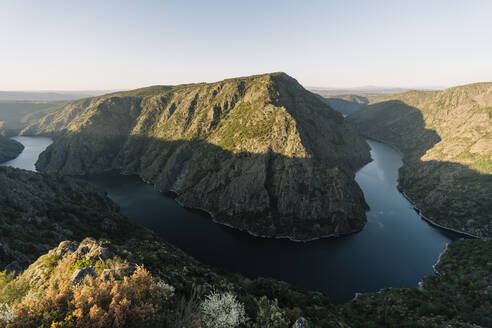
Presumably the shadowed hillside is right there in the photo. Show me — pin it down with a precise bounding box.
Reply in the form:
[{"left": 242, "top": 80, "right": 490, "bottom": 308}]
[
  {"left": 0, "top": 137, "right": 23, "bottom": 163},
  {"left": 349, "top": 83, "right": 492, "bottom": 237}
]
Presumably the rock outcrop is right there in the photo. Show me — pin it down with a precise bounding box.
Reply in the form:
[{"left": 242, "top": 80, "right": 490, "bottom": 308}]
[
  {"left": 0, "top": 136, "right": 23, "bottom": 163},
  {"left": 70, "top": 267, "right": 96, "bottom": 284},
  {"left": 23, "top": 72, "right": 371, "bottom": 240},
  {"left": 349, "top": 83, "right": 492, "bottom": 237}
]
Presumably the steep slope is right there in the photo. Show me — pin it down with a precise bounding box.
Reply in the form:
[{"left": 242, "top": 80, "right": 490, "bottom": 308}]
[
  {"left": 0, "top": 137, "right": 23, "bottom": 163},
  {"left": 0, "top": 167, "right": 350, "bottom": 327},
  {"left": 23, "top": 73, "right": 371, "bottom": 241},
  {"left": 349, "top": 83, "right": 492, "bottom": 237}
]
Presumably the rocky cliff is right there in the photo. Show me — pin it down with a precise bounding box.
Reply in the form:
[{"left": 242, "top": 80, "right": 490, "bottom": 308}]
[
  {"left": 23, "top": 72, "right": 371, "bottom": 240},
  {"left": 0, "top": 136, "right": 23, "bottom": 163},
  {"left": 349, "top": 83, "right": 492, "bottom": 237}
]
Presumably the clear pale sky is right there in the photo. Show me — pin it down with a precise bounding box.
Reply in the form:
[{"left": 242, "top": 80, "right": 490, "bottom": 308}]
[{"left": 1, "top": 0, "right": 491, "bottom": 90}]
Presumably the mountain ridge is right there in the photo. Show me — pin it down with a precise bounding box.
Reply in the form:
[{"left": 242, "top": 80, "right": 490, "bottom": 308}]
[{"left": 22, "top": 72, "right": 371, "bottom": 241}]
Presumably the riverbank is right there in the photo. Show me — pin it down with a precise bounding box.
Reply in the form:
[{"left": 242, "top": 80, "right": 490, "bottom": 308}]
[
  {"left": 364, "top": 135, "right": 479, "bottom": 239},
  {"left": 398, "top": 187, "right": 479, "bottom": 239}
]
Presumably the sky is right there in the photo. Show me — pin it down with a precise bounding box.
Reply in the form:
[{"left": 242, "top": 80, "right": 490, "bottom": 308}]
[{"left": 1, "top": 0, "right": 491, "bottom": 90}]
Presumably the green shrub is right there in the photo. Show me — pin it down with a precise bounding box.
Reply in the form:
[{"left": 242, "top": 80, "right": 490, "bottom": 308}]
[{"left": 254, "top": 296, "right": 289, "bottom": 328}]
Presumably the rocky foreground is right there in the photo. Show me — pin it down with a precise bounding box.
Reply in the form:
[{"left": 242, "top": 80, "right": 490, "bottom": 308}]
[
  {"left": 349, "top": 83, "right": 492, "bottom": 237},
  {"left": 0, "top": 137, "right": 23, "bottom": 163},
  {"left": 22, "top": 72, "right": 371, "bottom": 241}
]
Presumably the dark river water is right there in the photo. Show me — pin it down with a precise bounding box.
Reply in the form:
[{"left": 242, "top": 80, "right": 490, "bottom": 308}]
[{"left": 2, "top": 137, "right": 459, "bottom": 303}]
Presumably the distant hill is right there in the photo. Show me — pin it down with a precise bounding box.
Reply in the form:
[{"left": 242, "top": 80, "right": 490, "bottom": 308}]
[
  {"left": 22, "top": 72, "right": 371, "bottom": 241},
  {"left": 0, "top": 90, "right": 111, "bottom": 101},
  {"left": 313, "top": 94, "right": 372, "bottom": 116},
  {"left": 0, "top": 91, "right": 114, "bottom": 136},
  {"left": 349, "top": 82, "right": 492, "bottom": 237},
  {"left": 0, "top": 101, "right": 67, "bottom": 136},
  {"left": 308, "top": 86, "right": 411, "bottom": 96},
  {"left": 308, "top": 87, "right": 410, "bottom": 116}
]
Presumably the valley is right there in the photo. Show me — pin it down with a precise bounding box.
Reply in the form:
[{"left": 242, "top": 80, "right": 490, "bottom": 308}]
[
  {"left": 2, "top": 2, "right": 491, "bottom": 326},
  {"left": 1, "top": 126, "right": 490, "bottom": 327},
  {"left": 1, "top": 134, "right": 457, "bottom": 304},
  {"left": 1, "top": 76, "right": 490, "bottom": 327}
]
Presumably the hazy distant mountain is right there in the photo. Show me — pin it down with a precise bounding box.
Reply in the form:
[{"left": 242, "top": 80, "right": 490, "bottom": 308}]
[
  {"left": 349, "top": 82, "right": 492, "bottom": 237},
  {"left": 312, "top": 94, "right": 373, "bottom": 116},
  {"left": 308, "top": 86, "right": 412, "bottom": 96},
  {"left": 0, "top": 101, "right": 66, "bottom": 136},
  {"left": 0, "top": 91, "right": 116, "bottom": 135},
  {"left": 308, "top": 87, "right": 414, "bottom": 116},
  {"left": 0, "top": 90, "right": 113, "bottom": 101},
  {"left": 23, "top": 72, "right": 371, "bottom": 241}
]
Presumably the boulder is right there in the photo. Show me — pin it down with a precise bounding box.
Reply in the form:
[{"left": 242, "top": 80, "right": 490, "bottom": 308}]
[{"left": 71, "top": 267, "right": 96, "bottom": 284}]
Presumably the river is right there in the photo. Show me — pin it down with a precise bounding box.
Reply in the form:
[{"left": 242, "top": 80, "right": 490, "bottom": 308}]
[{"left": 2, "top": 137, "right": 459, "bottom": 303}]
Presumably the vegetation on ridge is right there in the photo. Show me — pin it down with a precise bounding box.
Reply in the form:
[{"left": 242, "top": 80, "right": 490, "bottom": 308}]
[{"left": 21, "top": 72, "right": 371, "bottom": 241}]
